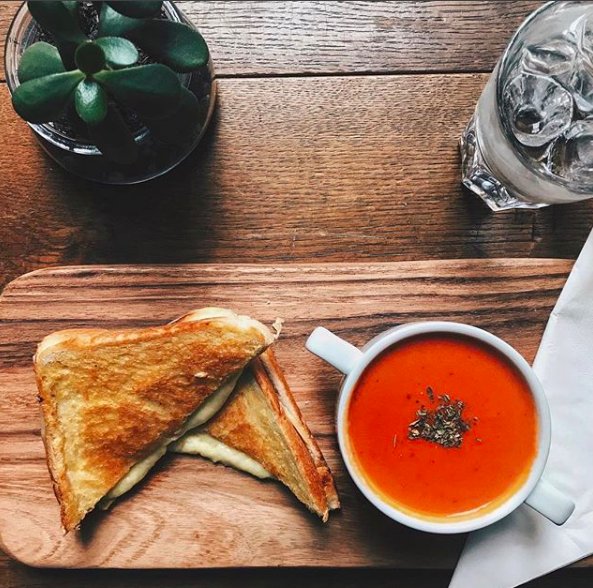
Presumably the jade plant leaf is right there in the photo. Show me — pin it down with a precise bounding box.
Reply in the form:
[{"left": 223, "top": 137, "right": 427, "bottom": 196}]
[
  {"left": 74, "top": 42, "right": 106, "bottom": 74},
  {"left": 98, "top": 4, "right": 140, "bottom": 37},
  {"left": 143, "top": 87, "right": 204, "bottom": 144},
  {"left": 105, "top": 1, "right": 163, "bottom": 18},
  {"left": 62, "top": 1, "right": 79, "bottom": 17},
  {"left": 95, "top": 37, "right": 138, "bottom": 68},
  {"left": 58, "top": 43, "right": 81, "bottom": 71},
  {"left": 98, "top": 4, "right": 208, "bottom": 73},
  {"left": 27, "top": 1, "right": 86, "bottom": 44},
  {"left": 17, "top": 42, "right": 65, "bottom": 83},
  {"left": 12, "top": 70, "right": 85, "bottom": 123},
  {"left": 95, "top": 64, "right": 181, "bottom": 118},
  {"left": 27, "top": 1, "right": 88, "bottom": 70},
  {"left": 75, "top": 79, "right": 108, "bottom": 125},
  {"left": 129, "top": 20, "right": 209, "bottom": 73},
  {"left": 87, "top": 105, "right": 139, "bottom": 164}
]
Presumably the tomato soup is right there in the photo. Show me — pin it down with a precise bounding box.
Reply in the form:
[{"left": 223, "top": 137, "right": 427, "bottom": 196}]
[{"left": 346, "top": 333, "right": 538, "bottom": 521}]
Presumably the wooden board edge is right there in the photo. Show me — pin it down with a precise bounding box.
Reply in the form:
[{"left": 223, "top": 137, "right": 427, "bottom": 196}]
[
  {"left": 0, "top": 266, "right": 72, "bottom": 299},
  {"left": 0, "top": 534, "right": 49, "bottom": 570},
  {"left": 0, "top": 258, "right": 577, "bottom": 295}
]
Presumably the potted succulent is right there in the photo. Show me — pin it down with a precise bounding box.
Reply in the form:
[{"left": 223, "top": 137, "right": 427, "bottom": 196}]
[{"left": 5, "top": 1, "right": 216, "bottom": 184}]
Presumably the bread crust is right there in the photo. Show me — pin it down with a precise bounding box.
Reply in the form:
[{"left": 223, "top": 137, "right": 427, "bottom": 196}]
[
  {"left": 257, "top": 349, "right": 340, "bottom": 513},
  {"left": 203, "top": 348, "right": 340, "bottom": 521},
  {"left": 35, "top": 311, "right": 274, "bottom": 532}
]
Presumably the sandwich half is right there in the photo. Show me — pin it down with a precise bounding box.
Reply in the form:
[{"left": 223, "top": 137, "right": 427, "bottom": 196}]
[
  {"left": 170, "top": 311, "right": 340, "bottom": 521},
  {"left": 35, "top": 309, "right": 275, "bottom": 532}
]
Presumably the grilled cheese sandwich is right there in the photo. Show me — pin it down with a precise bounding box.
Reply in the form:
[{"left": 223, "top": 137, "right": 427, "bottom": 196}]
[{"left": 35, "top": 309, "right": 275, "bottom": 531}]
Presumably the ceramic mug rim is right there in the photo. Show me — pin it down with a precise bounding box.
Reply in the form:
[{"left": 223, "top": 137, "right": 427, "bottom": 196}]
[{"left": 335, "top": 321, "right": 551, "bottom": 534}]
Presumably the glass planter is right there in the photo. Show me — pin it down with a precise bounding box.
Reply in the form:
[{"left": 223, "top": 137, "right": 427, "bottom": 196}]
[{"left": 4, "top": 1, "right": 217, "bottom": 184}]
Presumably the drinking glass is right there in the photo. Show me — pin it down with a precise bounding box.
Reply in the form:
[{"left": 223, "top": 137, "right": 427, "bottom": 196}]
[{"left": 460, "top": 2, "right": 593, "bottom": 210}]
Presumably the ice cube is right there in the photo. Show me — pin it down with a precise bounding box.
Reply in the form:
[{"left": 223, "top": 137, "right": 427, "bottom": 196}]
[
  {"left": 567, "top": 12, "right": 586, "bottom": 45},
  {"left": 502, "top": 73, "right": 573, "bottom": 148},
  {"left": 547, "top": 119, "right": 593, "bottom": 185},
  {"left": 568, "top": 58, "right": 593, "bottom": 114},
  {"left": 568, "top": 12, "right": 593, "bottom": 114},
  {"left": 521, "top": 38, "right": 576, "bottom": 81},
  {"left": 579, "top": 10, "right": 593, "bottom": 67}
]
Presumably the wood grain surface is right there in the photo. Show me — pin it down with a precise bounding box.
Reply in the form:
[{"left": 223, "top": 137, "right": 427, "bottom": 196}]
[
  {"left": 0, "top": 1, "right": 543, "bottom": 78},
  {"left": 1, "top": 74, "right": 592, "bottom": 290},
  {"left": 0, "top": 260, "right": 574, "bottom": 569},
  {"left": 2, "top": 0, "right": 588, "bottom": 300},
  {"left": 0, "top": 0, "right": 591, "bottom": 586}
]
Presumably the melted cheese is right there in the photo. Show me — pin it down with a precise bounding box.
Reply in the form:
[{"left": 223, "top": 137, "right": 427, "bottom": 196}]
[
  {"left": 171, "top": 432, "right": 270, "bottom": 479},
  {"left": 102, "top": 371, "right": 242, "bottom": 505},
  {"left": 100, "top": 445, "right": 167, "bottom": 509},
  {"left": 184, "top": 371, "right": 241, "bottom": 430}
]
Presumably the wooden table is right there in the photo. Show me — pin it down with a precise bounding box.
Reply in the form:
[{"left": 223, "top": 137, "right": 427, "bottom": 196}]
[{"left": 1, "top": 1, "right": 592, "bottom": 586}]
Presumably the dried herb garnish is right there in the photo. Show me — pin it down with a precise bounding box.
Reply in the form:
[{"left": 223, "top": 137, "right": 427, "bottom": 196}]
[{"left": 408, "top": 389, "right": 471, "bottom": 448}]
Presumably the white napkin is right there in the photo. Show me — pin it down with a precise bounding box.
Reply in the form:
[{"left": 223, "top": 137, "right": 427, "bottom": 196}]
[{"left": 450, "top": 228, "right": 593, "bottom": 588}]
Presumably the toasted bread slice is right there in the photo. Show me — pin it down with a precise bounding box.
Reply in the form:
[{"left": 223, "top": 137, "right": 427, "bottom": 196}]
[
  {"left": 35, "top": 309, "right": 275, "bottom": 532},
  {"left": 172, "top": 311, "right": 339, "bottom": 521}
]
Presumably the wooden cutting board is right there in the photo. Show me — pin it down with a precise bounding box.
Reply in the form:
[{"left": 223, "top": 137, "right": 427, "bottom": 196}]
[{"left": 0, "top": 260, "right": 573, "bottom": 569}]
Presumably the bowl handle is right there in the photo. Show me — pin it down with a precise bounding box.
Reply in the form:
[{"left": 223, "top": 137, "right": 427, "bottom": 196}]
[
  {"left": 525, "top": 477, "right": 575, "bottom": 525},
  {"left": 306, "top": 327, "right": 363, "bottom": 375}
]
